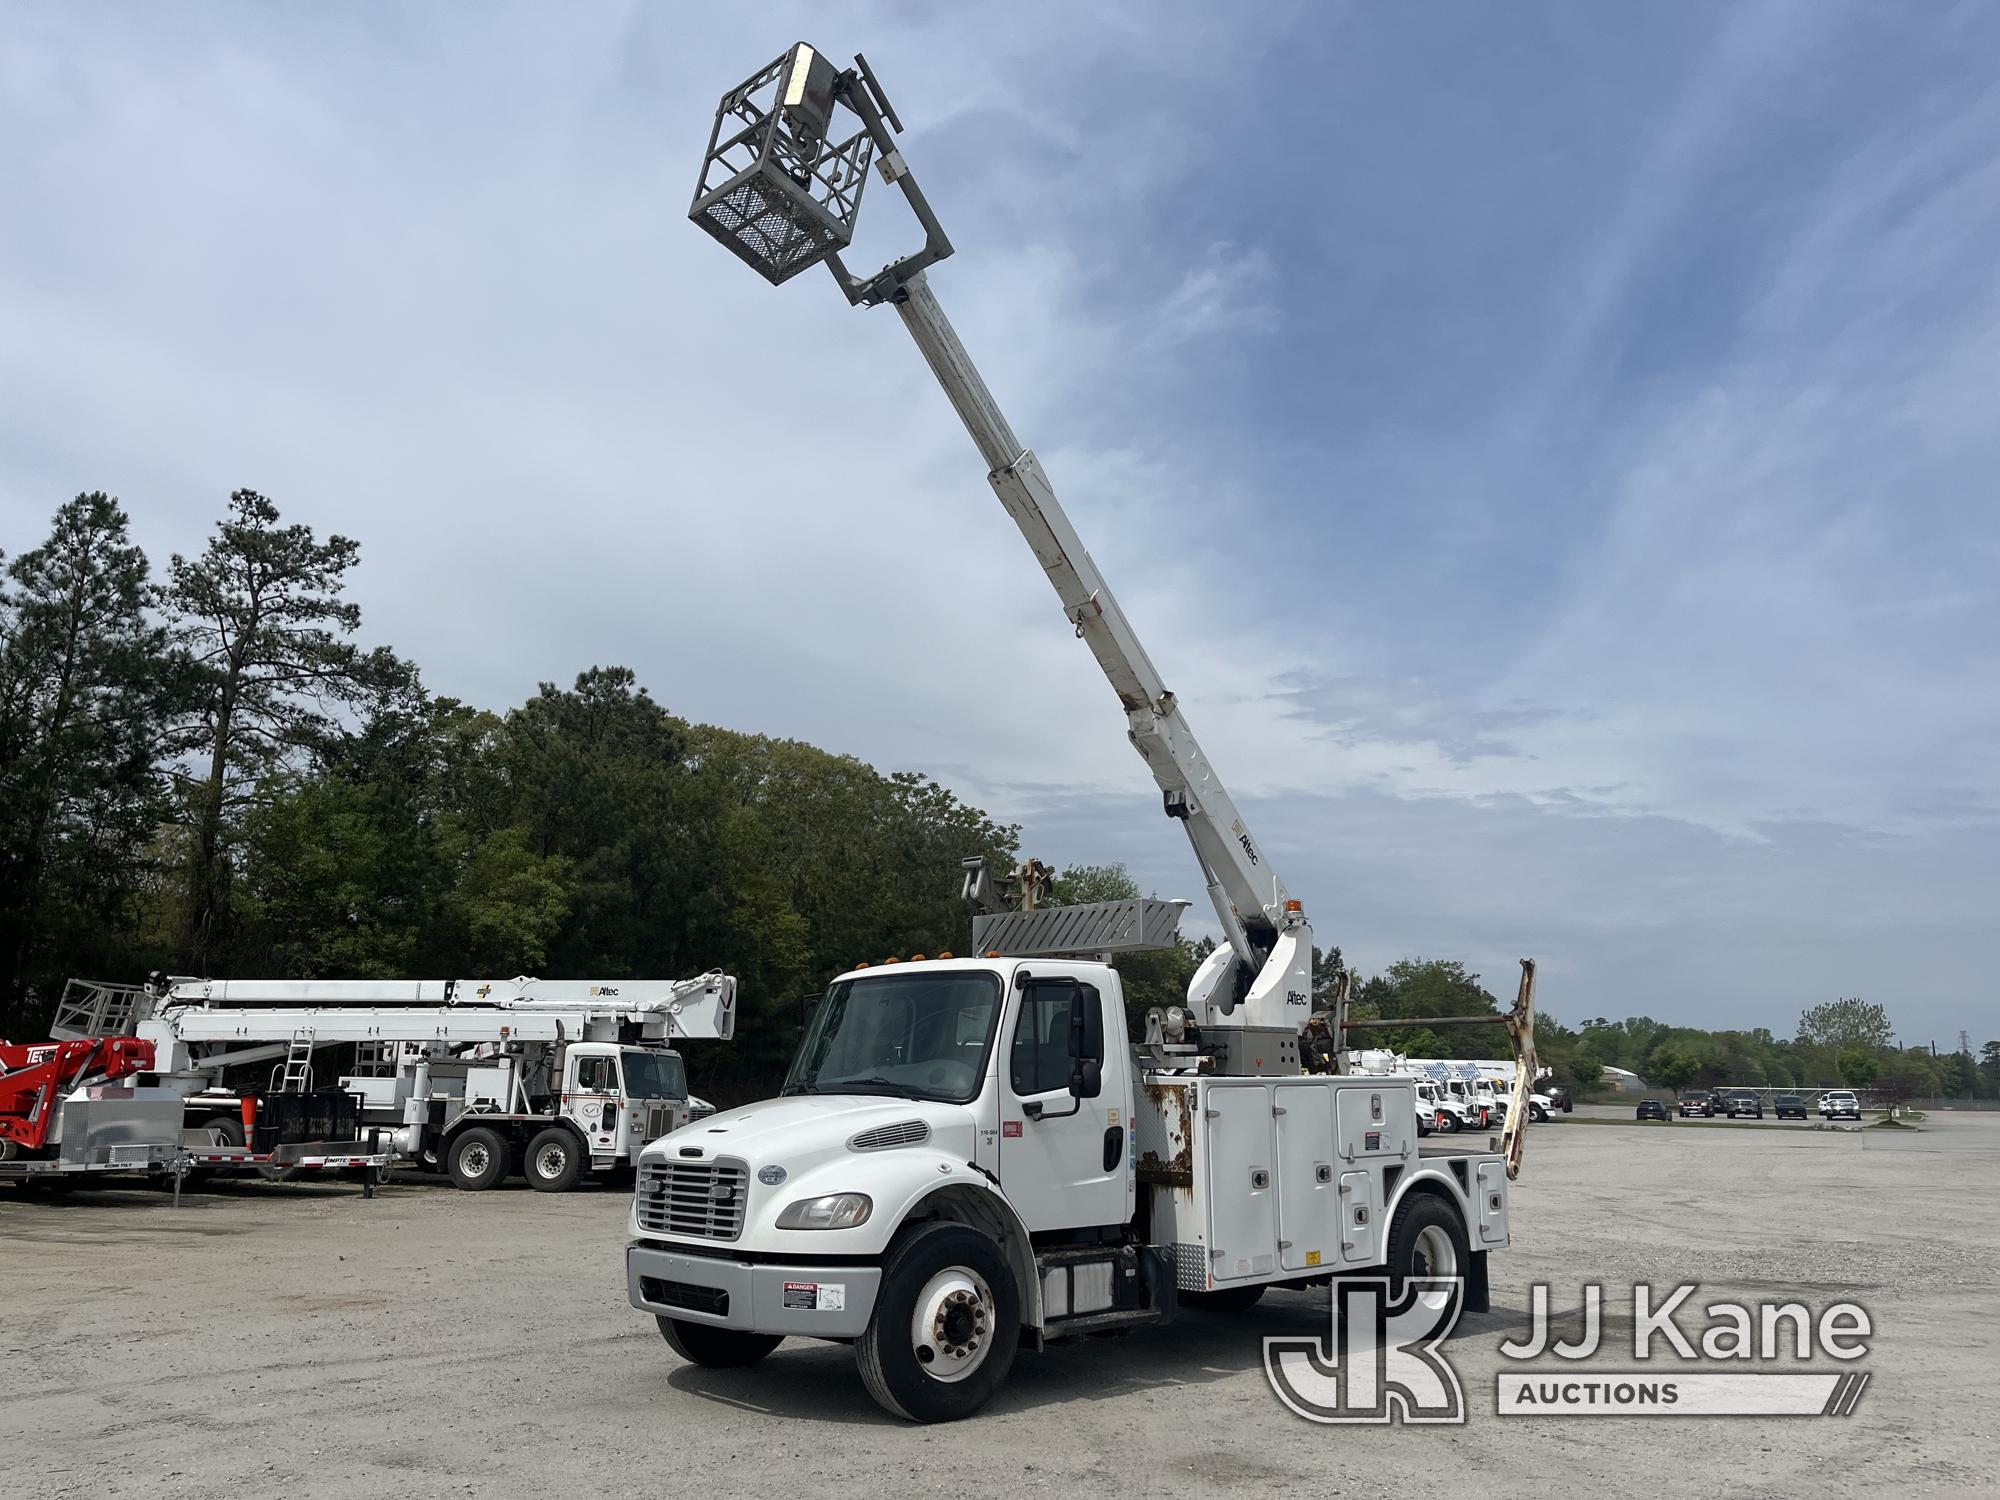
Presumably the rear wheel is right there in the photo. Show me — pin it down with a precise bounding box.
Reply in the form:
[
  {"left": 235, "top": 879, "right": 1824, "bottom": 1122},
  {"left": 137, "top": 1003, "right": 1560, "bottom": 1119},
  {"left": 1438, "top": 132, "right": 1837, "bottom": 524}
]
[
  {"left": 1182, "top": 1284, "right": 1266, "bottom": 1313},
  {"left": 858, "top": 1223, "right": 1020, "bottom": 1423},
  {"left": 657, "top": 1316, "right": 782, "bottom": 1368},
  {"left": 446, "top": 1126, "right": 510, "bottom": 1191},
  {"left": 525, "top": 1128, "right": 583, "bottom": 1192},
  {"left": 1386, "top": 1193, "right": 1471, "bottom": 1317}
]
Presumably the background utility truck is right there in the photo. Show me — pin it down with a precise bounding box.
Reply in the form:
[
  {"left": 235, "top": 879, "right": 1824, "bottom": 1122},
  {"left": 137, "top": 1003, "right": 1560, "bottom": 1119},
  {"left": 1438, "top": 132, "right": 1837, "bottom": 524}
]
[
  {"left": 624, "top": 44, "right": 1533, "bottom": 1423},
  {"left": 55, "top": 971, "right": 736, "bottom": 1191}
]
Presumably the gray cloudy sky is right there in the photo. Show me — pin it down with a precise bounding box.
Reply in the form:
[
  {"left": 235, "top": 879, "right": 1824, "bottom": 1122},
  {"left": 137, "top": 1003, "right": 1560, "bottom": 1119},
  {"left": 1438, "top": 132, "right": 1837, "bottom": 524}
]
[{"left": 2, "top": 3, "right": 1994, "bottom": 1043}]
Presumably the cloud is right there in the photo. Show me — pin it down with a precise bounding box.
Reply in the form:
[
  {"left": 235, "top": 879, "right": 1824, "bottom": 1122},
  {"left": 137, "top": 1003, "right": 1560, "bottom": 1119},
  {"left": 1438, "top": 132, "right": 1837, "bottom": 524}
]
[{"left": 1, "top": 3, "right": 1993, "bottom": 1042}]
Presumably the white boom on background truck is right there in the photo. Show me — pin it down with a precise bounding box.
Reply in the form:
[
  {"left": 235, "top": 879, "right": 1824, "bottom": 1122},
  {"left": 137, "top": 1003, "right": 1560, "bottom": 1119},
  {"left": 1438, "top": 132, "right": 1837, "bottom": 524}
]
[
  {"left": 70, "top": 971, "right": 738, "bottom": 1192},
  {"left": 623, "top": 44, "right": 1529, "bottom": 1423}
]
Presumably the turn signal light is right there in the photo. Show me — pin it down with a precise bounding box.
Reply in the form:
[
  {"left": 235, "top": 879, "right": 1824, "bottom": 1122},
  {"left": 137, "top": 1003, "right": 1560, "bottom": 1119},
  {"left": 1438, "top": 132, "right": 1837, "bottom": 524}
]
[
  {"left": 1284, "top": 899, "right": 1303, "bottom": 913},
  {"left": 910, "top": 954, "right": 926, "bottom": 961},
  {"left": 937, "top": 951, "right": 954, "bottom": 959}
]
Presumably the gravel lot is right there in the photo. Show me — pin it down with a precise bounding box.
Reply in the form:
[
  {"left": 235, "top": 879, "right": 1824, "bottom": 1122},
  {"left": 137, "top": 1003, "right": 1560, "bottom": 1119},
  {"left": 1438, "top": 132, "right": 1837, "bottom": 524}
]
[{"left": 5, "top": 1111, "right": 1995, "bottom": 1498}]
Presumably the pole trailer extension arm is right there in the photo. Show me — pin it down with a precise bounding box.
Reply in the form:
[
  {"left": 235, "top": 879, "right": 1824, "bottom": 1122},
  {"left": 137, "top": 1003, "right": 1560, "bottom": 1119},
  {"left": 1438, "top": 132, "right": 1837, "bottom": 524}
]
[{"left": 688, "top": 45, "right": 1310, "bottom": 1032}]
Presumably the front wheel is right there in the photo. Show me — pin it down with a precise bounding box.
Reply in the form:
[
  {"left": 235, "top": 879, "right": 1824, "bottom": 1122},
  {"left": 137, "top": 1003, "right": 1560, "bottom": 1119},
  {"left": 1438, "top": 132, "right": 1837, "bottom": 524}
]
[
  {"left": 857, "top": 1223, "right": 1020, "bottom": 1423},
  {"left": 525, "top": 1128, "right": 583, "bottom": 1192},
  {"left": 1529, "top": 1104, "right": 1548, "bottom": 1123},
  {"left": 657, "top": 1316, "right": 782, "bottom": 1368}
]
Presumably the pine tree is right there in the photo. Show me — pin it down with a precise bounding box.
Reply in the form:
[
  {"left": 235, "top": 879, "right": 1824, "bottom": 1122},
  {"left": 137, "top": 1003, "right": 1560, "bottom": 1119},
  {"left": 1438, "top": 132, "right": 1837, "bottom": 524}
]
[
  {"left": 164, "top": 490, "right": 410, "bottom": 971},
  {"left": 0, "top": 494, "right": 167, "bottom": 1028}
]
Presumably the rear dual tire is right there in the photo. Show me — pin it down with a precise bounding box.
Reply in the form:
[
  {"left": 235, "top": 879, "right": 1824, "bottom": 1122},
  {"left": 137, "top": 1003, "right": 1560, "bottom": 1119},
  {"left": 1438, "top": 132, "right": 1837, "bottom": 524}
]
[
  {"left": 525, "top": 1128, "right": 584, "bottom": 1192},
  {"left": 446, "top": 1126, "right": 510, "bottom": 1191}
]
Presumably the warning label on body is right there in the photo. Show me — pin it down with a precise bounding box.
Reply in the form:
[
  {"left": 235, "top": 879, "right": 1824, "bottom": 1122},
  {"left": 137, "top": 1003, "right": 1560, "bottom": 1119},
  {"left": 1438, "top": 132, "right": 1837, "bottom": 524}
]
[{"left": 781, "top": 1281, "right": 846, "bottom": 1312}]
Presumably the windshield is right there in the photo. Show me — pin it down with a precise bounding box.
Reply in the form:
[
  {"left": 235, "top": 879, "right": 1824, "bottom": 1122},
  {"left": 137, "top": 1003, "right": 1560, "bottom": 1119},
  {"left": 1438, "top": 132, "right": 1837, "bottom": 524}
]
[
  {"left": 621, "top": 1049, "right": 687, "bottom": 1101},
  {"left": 783, "top": 970, "right": 1002, "bottom": 1104}
]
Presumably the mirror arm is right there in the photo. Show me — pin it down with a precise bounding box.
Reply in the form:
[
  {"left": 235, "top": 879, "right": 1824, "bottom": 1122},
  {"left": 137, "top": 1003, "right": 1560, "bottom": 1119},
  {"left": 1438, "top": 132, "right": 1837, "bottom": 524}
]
[{"left": 1024, "top": 1097, "right": 1084, "bottom": 1122}]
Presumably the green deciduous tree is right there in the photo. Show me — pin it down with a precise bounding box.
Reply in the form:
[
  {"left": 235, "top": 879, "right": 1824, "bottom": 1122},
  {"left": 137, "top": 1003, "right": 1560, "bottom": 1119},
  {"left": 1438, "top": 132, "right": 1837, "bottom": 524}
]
[
  {"left": 1799, "top": 997, "right": 1894, "bottom": 1052},
  {"left": 1837, "top": 1047, "right": 1881, "bottom": 1090}
]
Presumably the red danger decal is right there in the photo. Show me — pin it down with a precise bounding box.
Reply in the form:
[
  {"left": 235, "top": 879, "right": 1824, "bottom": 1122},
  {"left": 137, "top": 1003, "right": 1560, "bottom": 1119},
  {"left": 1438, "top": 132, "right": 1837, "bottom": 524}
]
[{"left": 1002, "top": 1120, "right": 1022, "bottom": 1138}]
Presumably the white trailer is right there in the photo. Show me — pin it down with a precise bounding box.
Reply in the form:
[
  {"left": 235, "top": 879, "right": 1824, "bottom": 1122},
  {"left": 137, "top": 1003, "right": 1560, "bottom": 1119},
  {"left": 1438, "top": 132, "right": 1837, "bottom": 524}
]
[
  {"left": 132, "top": 972, "right": 737, "bottom": 1191},
  {"left": 627, "top": 46, "right": 1532, "bottom": 1422}
]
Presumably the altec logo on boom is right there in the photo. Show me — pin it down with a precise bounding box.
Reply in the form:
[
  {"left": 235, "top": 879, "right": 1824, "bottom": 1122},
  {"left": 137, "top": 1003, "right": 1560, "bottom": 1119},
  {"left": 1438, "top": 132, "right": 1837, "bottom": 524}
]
[{"left": 1265, "top": 1282, "right": 1874, "bottom": 1423}]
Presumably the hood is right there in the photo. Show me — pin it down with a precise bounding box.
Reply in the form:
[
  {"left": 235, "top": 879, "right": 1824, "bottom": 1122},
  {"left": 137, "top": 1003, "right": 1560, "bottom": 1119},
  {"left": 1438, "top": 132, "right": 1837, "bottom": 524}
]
[
  {"left": 649, "top": 1093, "right": 978, "bottom": 1165},
  {"left": 632, "top": 1093, "right": 984, "bottom": 1254}
]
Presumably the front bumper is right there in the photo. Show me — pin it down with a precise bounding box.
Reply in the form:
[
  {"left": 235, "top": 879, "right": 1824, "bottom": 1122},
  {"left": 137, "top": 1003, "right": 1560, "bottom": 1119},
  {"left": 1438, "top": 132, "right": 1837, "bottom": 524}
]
[{"left": 627, "top": 1241, "right": 881, "bottom": 1340}]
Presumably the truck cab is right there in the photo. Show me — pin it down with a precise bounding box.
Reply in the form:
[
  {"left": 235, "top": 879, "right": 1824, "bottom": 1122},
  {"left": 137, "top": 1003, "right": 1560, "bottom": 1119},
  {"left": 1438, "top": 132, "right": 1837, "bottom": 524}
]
[
  {"left": 353, "top": 1038, "right": 692, "bottom": 1191},
  {"left": 627, "top": 957, "right": 1510, "bottom": 1422}
]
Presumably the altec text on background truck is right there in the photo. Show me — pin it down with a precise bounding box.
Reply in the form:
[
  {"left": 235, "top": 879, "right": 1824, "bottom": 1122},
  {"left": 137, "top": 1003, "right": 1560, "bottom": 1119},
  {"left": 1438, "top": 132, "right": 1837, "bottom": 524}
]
[{"left": 623, "top": 44, "right": 1532, "bottom": 1424}]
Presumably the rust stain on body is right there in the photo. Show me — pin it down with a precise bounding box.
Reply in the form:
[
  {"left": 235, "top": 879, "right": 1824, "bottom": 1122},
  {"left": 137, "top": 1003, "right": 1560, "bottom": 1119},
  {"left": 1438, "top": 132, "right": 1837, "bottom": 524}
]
[{"left": 1137, "top": 1080, "right": 1194, "bottom": 1187}]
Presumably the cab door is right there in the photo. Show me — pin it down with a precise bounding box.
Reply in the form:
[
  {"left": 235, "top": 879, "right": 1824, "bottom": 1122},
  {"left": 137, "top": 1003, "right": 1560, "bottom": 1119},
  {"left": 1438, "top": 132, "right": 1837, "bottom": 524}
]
[
  {"left": 997, "top": 971, "right": 1127, "bottom": 1232},
  {"left": 566, "top": 1049, "right": 621, "bottom": 1156}
]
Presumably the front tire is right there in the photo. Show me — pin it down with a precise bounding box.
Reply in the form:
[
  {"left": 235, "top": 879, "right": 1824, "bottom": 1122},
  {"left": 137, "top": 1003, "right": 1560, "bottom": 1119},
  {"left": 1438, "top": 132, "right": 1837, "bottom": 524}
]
[
  {"left": 857, "top": 1223, "right": 1020, "bottom": 1423},
  {"left": 525, "top": 1127, "right": 583, "bottom": 1192},
  {"left": 657, "top": 1316, "right": 782, "bottom": 1368},
  {"left": 1529, "top": 1104, "right": 1548, "bottom": 1123},
  {"left": 446, "top": 1126, "right": 510, "bottom": 1191}
]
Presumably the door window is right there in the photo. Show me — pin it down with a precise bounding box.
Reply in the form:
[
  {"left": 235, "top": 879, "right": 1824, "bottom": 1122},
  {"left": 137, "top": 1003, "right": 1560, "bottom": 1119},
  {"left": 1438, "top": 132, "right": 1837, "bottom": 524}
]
[
  {"left": 574, "top": 1055, "right": 614, "bottom": 1093},
  {"left": 1009, "top": 981, "right": 1101, "bottom": 1096}
]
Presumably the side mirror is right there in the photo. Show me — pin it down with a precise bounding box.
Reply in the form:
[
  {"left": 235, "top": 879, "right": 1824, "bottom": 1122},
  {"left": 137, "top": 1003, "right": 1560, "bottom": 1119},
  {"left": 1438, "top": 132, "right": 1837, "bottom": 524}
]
[{"left": 1069, "top": 1056, "right": 1102, "bottom": 1099}]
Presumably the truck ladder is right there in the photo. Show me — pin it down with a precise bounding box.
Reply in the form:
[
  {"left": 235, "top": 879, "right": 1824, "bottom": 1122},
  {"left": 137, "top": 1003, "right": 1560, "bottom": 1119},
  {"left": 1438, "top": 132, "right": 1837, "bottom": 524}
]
[{"left": 275, "top": 1028, "right": 315, "bottom": 1094}]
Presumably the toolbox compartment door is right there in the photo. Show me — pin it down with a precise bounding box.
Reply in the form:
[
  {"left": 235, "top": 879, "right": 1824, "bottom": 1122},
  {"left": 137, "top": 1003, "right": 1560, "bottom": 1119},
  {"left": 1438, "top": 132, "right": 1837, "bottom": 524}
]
[
  {"left": 1202, "top": 1082, "right": 1277, "bottom": 1283},
  {"left": 1273, "top": 1082, "right": 1337, "bottom": 1272}
]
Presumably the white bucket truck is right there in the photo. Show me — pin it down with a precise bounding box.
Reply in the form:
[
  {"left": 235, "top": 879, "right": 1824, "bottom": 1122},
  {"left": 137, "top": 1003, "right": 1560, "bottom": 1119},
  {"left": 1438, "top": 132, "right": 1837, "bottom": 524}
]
[{"left": 629, "top": 45, "right": 1529, "bottom": 1423}]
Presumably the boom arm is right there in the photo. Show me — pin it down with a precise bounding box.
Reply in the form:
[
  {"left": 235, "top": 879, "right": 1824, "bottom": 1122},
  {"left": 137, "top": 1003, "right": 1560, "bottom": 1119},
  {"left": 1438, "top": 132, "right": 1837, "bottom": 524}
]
[{"left": 889, "top": 275, "right": 1310, "bottom": 1026}]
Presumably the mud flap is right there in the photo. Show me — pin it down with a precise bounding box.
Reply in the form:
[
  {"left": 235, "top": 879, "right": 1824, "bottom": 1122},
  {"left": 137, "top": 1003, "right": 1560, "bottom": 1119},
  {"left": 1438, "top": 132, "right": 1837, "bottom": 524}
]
[
  {"left": 1139, "top": 1244, "right": 1179, "bottom": 1326},
  {"left": 1465, "top": 1248, "right": 1490, "bottom": 1315}
]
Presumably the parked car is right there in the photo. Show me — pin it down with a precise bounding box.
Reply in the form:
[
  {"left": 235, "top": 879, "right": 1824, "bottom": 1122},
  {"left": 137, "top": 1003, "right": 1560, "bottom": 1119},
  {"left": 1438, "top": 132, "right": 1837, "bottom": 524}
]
[
  {"left": 1705, "top": 1088, "right": 1732, "bottom": 1115},
  {"left": 1725, "top": 1093, "right": 1764, "bottom": 1119},
  {"left": 1636, "top": 1098, "right": 1670, "bottom": 1122},
  {"left": 1774, "top": 1093, "right": 1808, "bottom": 1120},
  {"left": 1819, "top": 1090, "right": 1862, "bottom": 1120},
  {"left": 1677, "top": 1090, "right": 1715, "bottom": 1118}
]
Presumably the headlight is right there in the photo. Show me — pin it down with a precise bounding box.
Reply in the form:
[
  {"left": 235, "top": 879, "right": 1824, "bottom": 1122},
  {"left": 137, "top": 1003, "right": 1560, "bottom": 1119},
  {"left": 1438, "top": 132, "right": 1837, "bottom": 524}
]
[{"left": 776, "top": 1193, "right": 873, "bottom": 1230}]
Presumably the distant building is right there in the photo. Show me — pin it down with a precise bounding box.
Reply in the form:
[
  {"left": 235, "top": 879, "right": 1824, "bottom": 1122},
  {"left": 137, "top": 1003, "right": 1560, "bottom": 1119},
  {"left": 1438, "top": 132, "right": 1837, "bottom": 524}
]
[{"left": 1600, "top": 1064, "right": 1646, "bottom": 1095}]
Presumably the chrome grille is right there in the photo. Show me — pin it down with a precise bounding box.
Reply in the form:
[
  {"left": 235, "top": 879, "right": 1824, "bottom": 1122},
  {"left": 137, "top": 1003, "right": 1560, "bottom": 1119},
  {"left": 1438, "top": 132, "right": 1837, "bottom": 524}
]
[
  {"left": 637, "top": 1158, "right": 747, "bottom": 1240},
  {"left": 848, "top": 1119, "right": 930, "bottom": 1151}
]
